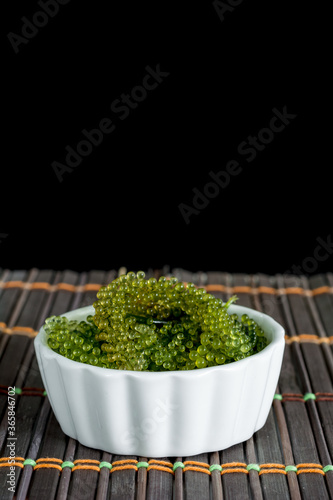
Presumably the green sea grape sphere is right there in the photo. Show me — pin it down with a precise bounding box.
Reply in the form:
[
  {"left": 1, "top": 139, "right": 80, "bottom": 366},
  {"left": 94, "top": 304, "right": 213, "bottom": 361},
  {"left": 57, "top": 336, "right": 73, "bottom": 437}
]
[{"left": 44, "top": 271, "right": 268, "bottom": 371}]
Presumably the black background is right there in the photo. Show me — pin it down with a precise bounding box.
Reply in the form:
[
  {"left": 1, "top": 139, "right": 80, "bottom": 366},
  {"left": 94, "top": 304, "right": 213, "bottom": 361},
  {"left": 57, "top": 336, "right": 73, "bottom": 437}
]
[{"left": 1, "top": 1, "right": 331, "bottom": 275}]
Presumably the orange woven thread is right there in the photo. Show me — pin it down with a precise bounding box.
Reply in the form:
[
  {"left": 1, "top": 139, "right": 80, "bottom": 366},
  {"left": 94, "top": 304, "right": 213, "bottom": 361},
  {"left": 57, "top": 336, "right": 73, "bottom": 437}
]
[
  {"left": 283, "top": 397, "right": 304, "bottom": 402},
  {"left": 260, "top": 463, "right": 285, "bottom": 469},
  {"left": 297, "top": 468, "right": 325, "bottom": 476},
  {"left": 205, "top": 284, "right": 227, "bottom": 292},
  {"left": 259, "top": 469, "right": 287, "bottom": 476},
  {"left": 148, "top": 459, "right": 174, "bottom": 468},
  {"left": 110, "top": 465, "right": 138, "bottom": 473},
  {"left": 284, "top": 287, "right": 305, "bottom": 295},
  {"left": 183, "top": 466, "right": 211, "bottom": 475},
  {"left": 0, "top": 325, "right": 38, "bottom": 337},
  {"left": 316, "top": 392, "right": 333, "bottom": 402},
  {"left": 11, "top": 326, "right": 36, "bottom": 334},
  {"left": 221, "top": 468, "right": 248, "bottom": 475},
  {"left": 285, "top": 335, "right": 333, "bottom": 345},
  {"left": 285, "top": 336, "right": 300, "bottom": 344},
  {"left": 82, "top": 283, "right": 102, "bottom": 291},
  {"left": 72, "top": 465, "right": 100, "bottom": 472},
  {"left": 0, "top": 457, "right": 24, "bottom": 462},
  {"left": 147, "top": 465, "right": 174, "bottom": 474},
  {"left": 0, "top": 462, "right": 24, "bottom": 469},
  {"left": 55, "top": 283, "right": 77, "bottom": 292},
  {"left": 0, "top": 321, "right": 7, "bottom": 328},
  {"left": 3, "top": 281, "right": 24, "bottom": 288},
  {"left": 112, "top": 459, "right": 138, "bottom": 466},
  {"left": 35, "top": 457, "right": 62, "bottom": 463},
  {"left": 298, "top": 335, "right": 331, "bottom": 345},
  {"left": 183, "top": 460, "right": 210, "bottom": 468},
  {"left": 297, "top": 463, "right": 323, "bottom": 469},
  {"left": 311, "top": 286, "right": 331, "bottom": 296},
  {"left": 282, "top": 393, "right": 304, "bottom": 402},
  {"left": 1, "top": 280, "right": 332, "bottom": 296},
  {"left": 232, "top": 286, "right": 252, "bottom": 293},
  {"left": 257, "top": 286, "right": 277, "bottom": 295},
  {"left": 73, "top": 459, "right": 101, "bottom": 465},
  {"left": 34, "top": 463, "right": 63, "bottom": 472},
  {"left": 317, "top": 338, "right": 331, "bottom": 344},
  {"left": 222, "top": 462, "right": 247, "bottom": 468},
  {"left": 22, "top": 387, "right": 45, "bottom": 397},
  {"left": 30, "top": 282, "right": 51, "bottom": 290}
]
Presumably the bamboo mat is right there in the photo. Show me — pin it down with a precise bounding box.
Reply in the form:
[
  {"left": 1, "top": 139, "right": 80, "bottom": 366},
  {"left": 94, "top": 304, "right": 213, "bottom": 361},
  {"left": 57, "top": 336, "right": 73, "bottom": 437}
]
[{"left": 0, "top": 267, "right": 332, "bottom": 500}]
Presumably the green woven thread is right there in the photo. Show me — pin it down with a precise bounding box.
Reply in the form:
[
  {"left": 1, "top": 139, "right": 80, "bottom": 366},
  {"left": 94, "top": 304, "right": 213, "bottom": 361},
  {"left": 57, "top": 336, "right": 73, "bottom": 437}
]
[
  {"left": 209, "top": 464, "right": 222, "bottom": 472},
  {"left": 99, "top": 461, "right": 112, "bottom": 470},
  {"left": 43, "top": 391, "right": 47, "bottom": 396},
  {"left": 14, "top": 387, "right": 22, "bottom": 395},
  {"left": 23, "top": 459, "right": 36, "bottom": 467},
  {"left": 323, "top": 465, "right": 333, "bottom": 473},
  {"left": 247, "top": 463, "right": 261, "bottom": 472},
  {"left": 136, "top": 462, "right": 149, "bottom": 469},
  {"left": 173, "top": 462, "right": 184, "bottom": 471},
  {"left": 273, "top": 394, "right": 283, "bottom": 400},
  {"left": 61, "top": 461, "right": 74, "bottom": 469},
  {"left": 303, "top": 393, "right": 316, "bottom": 401},
  {"left": 285, "top": 465, "right": 298, "bottom": 472}
]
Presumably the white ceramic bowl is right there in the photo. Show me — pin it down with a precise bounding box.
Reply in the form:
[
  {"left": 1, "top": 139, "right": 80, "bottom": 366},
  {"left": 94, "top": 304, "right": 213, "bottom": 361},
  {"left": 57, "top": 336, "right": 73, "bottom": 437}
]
[{"left": 34, "top": 304, "right": 285, "bottom": 457}]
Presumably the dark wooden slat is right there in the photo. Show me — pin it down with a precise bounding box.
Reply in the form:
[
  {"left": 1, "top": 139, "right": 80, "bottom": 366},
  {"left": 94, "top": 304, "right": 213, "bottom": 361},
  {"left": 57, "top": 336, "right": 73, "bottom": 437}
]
[
  {"left": 184, "top": 453, "right": 210, "bottom": 500},
  {"left": 0, "top": 270, "right": 28, "bottom": 324},
  {"left": 0, "top": 269, "right": 38, "bottom": 359},
  {"left": 136, "top": 456, "right": 148, "bottom": 500},
  {"left": 0, "top": 353, "right": 46, "bottom": 499},
  {"left": 0, "top": 336, "right": 31, "bottom": 419},
  {"left": 109, "top": 455, "right": 137, "bottom": 500},
  {"left": 221, "top": 445, "right": 250, "bottom": 500},
  {"left": 56, "top": 438, "right": 77, "bottom": 500},
  {"left": 14, "top": 270, "right": 55, "bottom": 329},
  {"left": 231, "top": 274, "right": 254, "bottom": 309},
  {"left": 174, "top": 456, "right": 184, "bottom": 500},
  {"left": 283, "top": 276, "right": 333, "bottom": 467},
  {"left": 27, "top": 412, "right": 67, "bottom": 500},
  {"left": 46, "top": 270, "right": 80, "bottom": 317},
  {"left": 272, "top": 397, "right": 301, "bottom": 500},
  {"left": 96, "top": 451, "right": 112, "bottom": 500},
  {"left": 277, "top": 275, "right": 331, "bottom": 500},
  {"left": 67, "top": 443, "right": 102, "bottom": 500},
  {"left": 0, "top": 271, "right": 85, "bottom": 499},
  {"left": 244, "top": 436, "right": 263, "bottom": 500},
  {"left": 171, "top": 269, "right": 206, "bottom": 286},
  {"left": 233, "top": 275, "right": 290, "bottom": 500},
  {"left": 1, "top": 271, "right": 76, "bottom": 499},
  {"left": 77, "top": 270, "right": 107, "bottom": 308},
  {"left": 308, "top": 274, "right": 333, "bottom": 335},
  {"left": 146, "top": 458, "right": 174, "bottom": 500},
  {"left": 15, "top": 397, "right": 52, "bottom": 500},
  {"left": 306, "top": 274, "right": 333, "bottom": 379},
  {"left": 254, "top": 408, "right": 290, "bottom": 500},
  {"left": 0, "top": 269, "right": 11, "bottom": 297},
  {"left": 255, "top": 274, "right": 301, "bottom": 500},
  {"left": 298, "top": 277, "right": 333, "bottom": 462},
  {"left": 210, "top": 451, "right": 223, "bottom": 500},
  {"left": 324, "top": 273, "right": 333, "bottom": 309}
]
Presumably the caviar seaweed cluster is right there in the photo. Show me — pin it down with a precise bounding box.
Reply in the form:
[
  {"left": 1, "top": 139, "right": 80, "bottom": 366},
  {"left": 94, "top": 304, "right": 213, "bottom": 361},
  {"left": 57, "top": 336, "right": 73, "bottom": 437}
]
[{"left": 44, "top": 271, "right": 268, "bottom": 371}]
